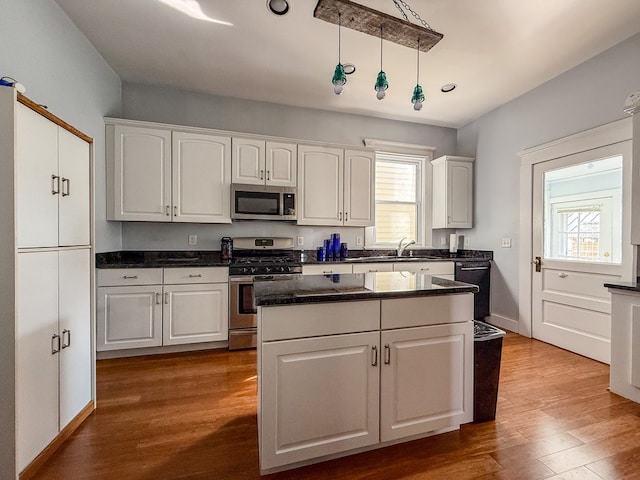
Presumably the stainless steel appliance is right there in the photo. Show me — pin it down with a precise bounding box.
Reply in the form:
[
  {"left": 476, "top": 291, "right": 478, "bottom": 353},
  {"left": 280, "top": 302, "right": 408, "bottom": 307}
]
[
  {"left": 231, "top": 184, "right": 296, "bottom": 221},
  {"left": 228, "top": 237, "right": 301, "bottom": 350}
]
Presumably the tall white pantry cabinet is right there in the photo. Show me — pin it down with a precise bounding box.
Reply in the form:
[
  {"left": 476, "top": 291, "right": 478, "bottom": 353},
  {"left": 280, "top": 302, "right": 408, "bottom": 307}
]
[{"left": 0, "top": 88, "right": 94, "bottom": 479}]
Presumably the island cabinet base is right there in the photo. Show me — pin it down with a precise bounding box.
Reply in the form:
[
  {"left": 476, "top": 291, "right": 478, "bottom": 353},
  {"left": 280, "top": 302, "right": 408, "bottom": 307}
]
[
  {"left": 257, "top": 294, "right": 474, "bottom": 473},
  {"left": 610, "top": 289, "right": 640, "bottom": 403}
]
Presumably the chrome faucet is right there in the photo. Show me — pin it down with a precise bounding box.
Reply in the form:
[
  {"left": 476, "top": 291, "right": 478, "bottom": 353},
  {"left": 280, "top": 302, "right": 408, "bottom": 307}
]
[{"left": 397, "top": 237, "right": 416, "bottom": 257}]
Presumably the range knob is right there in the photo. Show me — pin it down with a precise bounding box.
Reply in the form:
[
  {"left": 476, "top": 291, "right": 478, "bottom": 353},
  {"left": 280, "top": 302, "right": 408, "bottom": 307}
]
[{"left": 264, "top": 266, "right": 272, "bottom": 273}]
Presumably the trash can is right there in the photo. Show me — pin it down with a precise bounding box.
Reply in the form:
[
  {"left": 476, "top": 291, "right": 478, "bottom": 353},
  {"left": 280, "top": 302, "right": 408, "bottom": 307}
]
[{"left": 473, "top": 320, "right": 506, "bottom": 423}]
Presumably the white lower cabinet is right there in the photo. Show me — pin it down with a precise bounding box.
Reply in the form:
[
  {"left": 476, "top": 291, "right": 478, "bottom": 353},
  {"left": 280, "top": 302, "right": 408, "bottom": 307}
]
[
  {"left": 258, "top": 295, "right": 473, "bottom": 472},
  {"left": 97, "top": 267, "right": 228, "bottom": 351},
  {"left": 17, "top": 248, "right": 92, "bottom": 471}
]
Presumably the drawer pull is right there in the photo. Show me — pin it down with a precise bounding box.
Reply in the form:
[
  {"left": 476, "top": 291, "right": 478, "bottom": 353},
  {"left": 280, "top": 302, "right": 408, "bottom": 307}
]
[
  {"left": 188, "top": 274, "right": 202, "bottom": 278},
  {"left": 322, "top": 270, "right": 333, "bottom": 274},
  {"left": 559, "top": 272, "right": 568, "bottom": 278},
  {"left": 420, "top": 268, "right": 430, "bottom": 271},
  {"left": 123, "top": 275, "right": 138, "bottom": 279}
]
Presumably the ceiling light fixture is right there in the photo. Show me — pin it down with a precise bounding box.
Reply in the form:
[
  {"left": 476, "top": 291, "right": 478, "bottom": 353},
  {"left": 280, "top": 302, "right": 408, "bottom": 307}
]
[
  {"left": 331, "top": 13, "right": 347, "bottom": 95},
  {"left": 374, "top": 27, "right": 388, "bottom": 100},
  {"left": 267, "top": 0, "right": 289, "bottom": 16},
  {"left": 411, "top": 38, "right": 424, "bottom": 111},
  {"left": 343, "top": 63, "right": 356, "bottom": 75},
  {"left": 441, "top": 83, "right": 457, "bottom": 93},
  {"left": 157, "top": 0, "right": 233, "bottom": 25},
  {"left": 314, "top": 0, "right": 442, "bottom": 110}
]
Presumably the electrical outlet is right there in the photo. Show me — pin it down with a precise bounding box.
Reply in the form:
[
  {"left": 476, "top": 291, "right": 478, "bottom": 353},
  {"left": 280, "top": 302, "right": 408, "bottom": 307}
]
[
  {"left": 188, "top": 234, "right": 197, "bottom": 246},
  {"left": 464, "top": 237, "right": 470, "bottom": 247},
  {"left": 501, "top": 237, "right": 511, "bottom": 248},
  {"left": 440, "top": 236, "right": 447, "bottom": 246},
  {"left": 297, "top": 236, "right": 304, "bottom": 246},
  {"left": 356, "top": 236, "right": 363, "bottom": 246}
]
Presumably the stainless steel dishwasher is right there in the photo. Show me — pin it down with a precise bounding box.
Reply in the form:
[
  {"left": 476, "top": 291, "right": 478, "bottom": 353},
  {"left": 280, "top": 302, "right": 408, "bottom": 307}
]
[{"left": 454, "top": 261, "right": 491, "bottom": 320}]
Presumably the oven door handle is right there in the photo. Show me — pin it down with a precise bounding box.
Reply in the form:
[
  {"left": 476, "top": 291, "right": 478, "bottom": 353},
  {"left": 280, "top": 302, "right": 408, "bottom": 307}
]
[{"left": 229, "top": 276, "right": 255, "bottom": 283}]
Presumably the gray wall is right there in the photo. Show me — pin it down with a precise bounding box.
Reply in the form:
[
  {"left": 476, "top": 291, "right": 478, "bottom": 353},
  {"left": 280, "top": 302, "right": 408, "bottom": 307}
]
[
  {"left": 0, "top": 1, "right": 121, "bottom": 477},
  {"left": 457, "top": 32, "right": 640, "bottom": 326},
  {"left": 119, "top": 83, "right": 457, "bottom": 251},
  {"left": 0, "top": 0, "right": 122, "bottom": 253}
]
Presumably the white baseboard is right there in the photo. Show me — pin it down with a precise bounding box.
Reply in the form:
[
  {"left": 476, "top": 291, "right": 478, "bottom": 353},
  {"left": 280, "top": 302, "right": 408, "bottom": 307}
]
[{"left": 485, "top": 314, "right": 520, "bottom": 335}]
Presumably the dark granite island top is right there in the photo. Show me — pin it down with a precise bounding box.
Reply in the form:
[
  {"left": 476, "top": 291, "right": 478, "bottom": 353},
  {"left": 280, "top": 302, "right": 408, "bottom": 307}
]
[{"left": 253, "top": 271, "right": 479, "bottom": 306}]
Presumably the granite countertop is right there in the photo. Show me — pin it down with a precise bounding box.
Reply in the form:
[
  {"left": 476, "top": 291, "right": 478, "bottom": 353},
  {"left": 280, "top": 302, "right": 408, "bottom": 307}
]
[
  {"left": 604, "top": 280, "right": 640, "bottom": 293},
  {"left": 253, "top": 271, "right": 479, "bottom": 306},
  {"left": 96, "top": 249, "right": 492, "bottom": 269}
]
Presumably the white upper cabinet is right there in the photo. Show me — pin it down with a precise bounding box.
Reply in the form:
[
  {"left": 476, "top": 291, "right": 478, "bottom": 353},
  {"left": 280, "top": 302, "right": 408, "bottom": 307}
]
[
  {"left": 431, "top": 155, "right": 474, "bottom": 229},
  {"left": 232, "top": 137, "right": 296, "bottom": 187},
  {"left": 16, "top": 104, "right": 90, "bottom": 248},
  {"left": 297, "top": 145, "right": 374, "bottom": 226},
  {"left": 107, "top": 122, "right": 231, "bottom": 223}
]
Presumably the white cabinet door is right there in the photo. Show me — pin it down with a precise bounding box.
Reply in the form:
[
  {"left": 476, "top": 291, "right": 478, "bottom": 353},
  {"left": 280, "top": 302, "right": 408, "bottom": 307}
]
[
  {"left": 163, "top": 282, "right": 229, "bottom": 345},
  {"left": 431, "top": 156, "right": 474, "bottom": 229},
  {"left": 380, "top": 322, "right": 473, "bottom": 442},
  {"left": 110, "top": 125, "right": 172, "bottom": 221},
  {"left": 301, "top": 264, "right": 353, "bottom": 275},
  {"left": 58, "top": 248, "right": 92, "bottom": 428},
  {"left": 58, "top": 127, "right": 90, "bottom": 246},
  {"left": 96, "top": 285, "right": 163, "bottom": 351},
  {"left": 352, "top": 262, "right": 393, "bottom": 273},
  {"left": 266, "top": 141, "right": 297, "bottom": 187},
  {"left": 172, "top": 132, "right": 231, "bottom": 223},
  {"left": 16, "top": 103, "right": 59, "bottom": 248},
  {"left": 232, "top": 137, "right": 265, "bottom": 185},
  {"left": 344, "top": 149, "right": 374, "bottom": 227},
  {"left": 17, "top": 251, "right": 60, "bottom": 471},
  {"left": 260, "top": 332, "right": 379, "bottom": 471},
  {"left": 297, "top": 145, "right": 343, "bottom": 226}
]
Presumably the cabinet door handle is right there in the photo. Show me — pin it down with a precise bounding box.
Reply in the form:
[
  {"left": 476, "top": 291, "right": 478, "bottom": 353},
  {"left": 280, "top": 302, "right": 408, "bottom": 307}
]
[
  {"left": 260, "top": 169, "right": 264, "bottom": 180},
  {"left": 266, "top": 170, "right": 270, "bottom": 181},
  {"left": 371, "top": 345, "right": 378, "bottom": 366},
  {"left": 61, "top": 177, "right": 70, "bottom": 197},
  {"left": 174, "top": 205, "right": 177, "bottom": 217},
  {"left": 123, "top": 275, "right": 138, "bottom": 279},
  {"left": 338, "top": 212, "right": 342, "bottom": 221},
  {"left": 51, "top": 334, "right": 61, "bottom": 355},
  {"left": 61, "top": 329, "right": 71, "bottom": 349},
  {"left": 384, "top": 344, "right": 391, "bottom": 365},
  {"left": 344, "top": 212, "right": 348, "bottom": 221},
  {"left": 188, "top": 274, "right": 202, "bottom": 278},
  {"left": 51, "top": 174, "right": 60, "bottom": 195},
  {"left": 164, "top": 292, "right": 169, "bottom": 304},
  {"left": 155, "top": 292, "right": 161, "bottom": 304},
  {"left": 166, "top": 205, "right": 170, "bottom": 216}
]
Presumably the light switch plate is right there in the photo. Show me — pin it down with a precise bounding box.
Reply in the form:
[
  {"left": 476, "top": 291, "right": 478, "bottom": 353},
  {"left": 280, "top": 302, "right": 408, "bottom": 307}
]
[
  {"left": 441, "top": 236, "right": 447, "bottom": 246},
  {"left": 297, "top": 236, "right": 304, "bottom": 246},
  {"left": 188, "top": 234, "right": 197, "bottom": 246},
  {"left": 501, "top": 237, "right": 511, "bottom": 248},
  {"left": 356, "top": 236, "right": 363, "bottom": 246},
  {"left": 465, "top": 237, "right": 470, "bottom": 246}
]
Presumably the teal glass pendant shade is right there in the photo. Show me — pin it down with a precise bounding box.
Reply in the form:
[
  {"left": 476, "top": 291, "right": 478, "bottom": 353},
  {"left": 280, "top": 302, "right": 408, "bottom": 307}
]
[
  {"left": 332, "top": 63, "right": 347, "bottom": 95},
  {"left": 374, "top": 71, "right": 388, "bottom": 100},
  {"left": 411, "top": 84, "right": 424, "bottom": 111}
]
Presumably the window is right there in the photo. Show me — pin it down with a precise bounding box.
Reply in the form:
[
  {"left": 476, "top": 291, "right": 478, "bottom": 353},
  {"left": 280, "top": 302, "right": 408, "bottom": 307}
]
[{"left": 366, "top": 152, "right": 430, "bottom": 247}]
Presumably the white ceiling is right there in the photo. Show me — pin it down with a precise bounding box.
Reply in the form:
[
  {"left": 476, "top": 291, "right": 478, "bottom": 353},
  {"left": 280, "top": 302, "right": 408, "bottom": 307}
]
[{"left": 55, "top": 0, "right": 640, "bottom": 128}]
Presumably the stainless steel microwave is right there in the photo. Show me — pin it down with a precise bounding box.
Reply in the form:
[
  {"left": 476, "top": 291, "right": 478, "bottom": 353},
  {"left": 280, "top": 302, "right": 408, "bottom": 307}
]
[{"left": 231, "top": 184, "right": 297, "bottom": 221}]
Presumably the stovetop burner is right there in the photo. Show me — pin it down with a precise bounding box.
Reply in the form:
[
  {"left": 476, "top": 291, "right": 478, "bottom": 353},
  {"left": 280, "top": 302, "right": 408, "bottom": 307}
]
[{"left": 229, "top": 237, "right": 302, "bottom": 276}]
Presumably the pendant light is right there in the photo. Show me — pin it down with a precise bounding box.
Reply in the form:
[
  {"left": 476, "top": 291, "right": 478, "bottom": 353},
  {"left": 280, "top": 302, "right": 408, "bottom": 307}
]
[
  {"left": 331, "top": 13, "right": 347, "bottom": 95},
  {"left": 411, "top": 37, "right": 425, "bottom": 111},
  {"left": 374, "top": 27, "right": 388, "bottom": 100}
]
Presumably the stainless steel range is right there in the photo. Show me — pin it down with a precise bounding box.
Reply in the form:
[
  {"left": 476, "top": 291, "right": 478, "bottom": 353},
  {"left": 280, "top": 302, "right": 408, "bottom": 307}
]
[{"left": 228, "top": 237, "right": 301, "bottom": 350}]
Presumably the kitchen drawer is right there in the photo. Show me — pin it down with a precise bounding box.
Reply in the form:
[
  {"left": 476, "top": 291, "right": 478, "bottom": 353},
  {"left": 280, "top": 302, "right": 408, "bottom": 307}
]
[
  {"left": 302, "top": 264, "right": 353, "bottom": 275},
  {"left": 352, "top": 263, "right": 394, "bottom": 274},
  {"left": 381, "top": 293, "right": 473, "bottom": 329},
  {"left": 261, "top": 300, "right": 380, "bottom": 341},
  {"left": 393, "top": 261, "right": 454, "bottom": 275},
  {"left": 164, "top": 267, "right": 228, "bottom": 284},
  {"left": 97, "top": 268, "right": 163, "bottom": 287}
]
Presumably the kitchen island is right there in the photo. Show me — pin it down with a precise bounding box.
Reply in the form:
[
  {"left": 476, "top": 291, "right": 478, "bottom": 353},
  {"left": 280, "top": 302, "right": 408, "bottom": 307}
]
[{"left": 254, "top": 272, "right": 478, "bottom": 474}]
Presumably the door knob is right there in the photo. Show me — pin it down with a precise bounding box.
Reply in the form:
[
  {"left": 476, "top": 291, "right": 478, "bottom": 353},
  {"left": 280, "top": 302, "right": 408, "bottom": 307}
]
[{"left": 532, "top": 256, "right": 542, "bottom": 272}]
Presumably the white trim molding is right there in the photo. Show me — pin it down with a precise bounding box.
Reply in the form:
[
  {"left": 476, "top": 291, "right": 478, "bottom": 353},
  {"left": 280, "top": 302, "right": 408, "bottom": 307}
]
[
  {"left": 518, "top": 117, "right": 633, "bottom": 338},
  {"left": 363, "top": 138, "right": 436, "bottom": 156}
]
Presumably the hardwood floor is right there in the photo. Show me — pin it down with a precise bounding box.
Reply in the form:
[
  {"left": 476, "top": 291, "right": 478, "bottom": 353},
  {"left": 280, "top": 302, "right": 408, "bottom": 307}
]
[{"left": 31, "top": 333, "right": 640, "bottom": 480}]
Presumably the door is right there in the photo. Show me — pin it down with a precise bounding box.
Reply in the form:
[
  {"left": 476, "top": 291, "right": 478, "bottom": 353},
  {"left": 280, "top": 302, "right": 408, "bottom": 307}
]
[
  {"left": 96, "top": 285, "right": 163, "bottom": 351},
  {"left": 58, "top": 127, "right": 91, "bottom": 247},
  {"left": 16, "top": 103, "right": 59, "bottom": 248},
  {"left": 232, "top": 137, "right": 265, "bottom": 185},
  {"left": 446, "top": 160, "right": 473, "bottom": 228},
  {"left": 163, "top": 283, "right": 229, "bottom": 345},
  {"left": 532, "top": 142, "right": 631, "bottom": 363},
  {"left": 380, "top": 323, "right": 473, "bottom": 442},
  {"left": 260, "top": 332, "right": 379, "bottom": 470},
  {"left": 112, "top": 125, "right": 172, "bottom": 221},
  {"left": 172, "top": 132, "right": 231, "bottom": 223},
  {"left": 266, "top": 141, "right": 297, "bottom": 187},
  {"left": 17, "top": 251, "right": 59, "bottom": 471},
  {"left": 297, "top": 145, "right": 343, "bottom": 226},
  {"left": 344, "top": 149, "right": 375, "bottom": 227}
]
